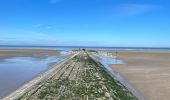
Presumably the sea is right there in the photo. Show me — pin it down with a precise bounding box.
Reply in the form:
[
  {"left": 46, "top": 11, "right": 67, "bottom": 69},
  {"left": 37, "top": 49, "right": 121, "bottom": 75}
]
[{"left": 0, "top": 45, "right": 170, "bottom": 51}]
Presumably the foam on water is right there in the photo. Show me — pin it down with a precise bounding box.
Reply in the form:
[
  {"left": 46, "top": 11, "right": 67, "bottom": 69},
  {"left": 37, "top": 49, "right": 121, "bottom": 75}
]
[
  {"left": 97, "top": 53, "right": 124, "bottom": 65},
  {"left": 60, "top": 51, "right": 71, "bottom": 55}
]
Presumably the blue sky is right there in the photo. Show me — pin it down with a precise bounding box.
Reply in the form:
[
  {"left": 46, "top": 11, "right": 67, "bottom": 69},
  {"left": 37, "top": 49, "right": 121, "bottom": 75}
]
[{"left": 0, "top": 0, "right": 170, "bottom": 47}]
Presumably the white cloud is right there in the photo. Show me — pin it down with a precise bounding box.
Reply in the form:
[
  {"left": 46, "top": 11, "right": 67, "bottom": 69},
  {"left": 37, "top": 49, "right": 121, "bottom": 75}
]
[
  {"left": 0, "top": 30, "right": 113, "bottom": 46},
  {"left": 34, "top": 24, "right": 52, "bottom": 29},
  {"left": 113, "top": 4, "right": 159, "bottom": 17},
  {"left": 0, "top": 30, "right": 56, "bottom": 43}
]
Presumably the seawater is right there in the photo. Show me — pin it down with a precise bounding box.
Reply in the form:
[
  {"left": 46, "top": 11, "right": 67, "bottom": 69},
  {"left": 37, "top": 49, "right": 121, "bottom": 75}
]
[{"left": 0, "top": 56, "right": 65, "bottom": 98}]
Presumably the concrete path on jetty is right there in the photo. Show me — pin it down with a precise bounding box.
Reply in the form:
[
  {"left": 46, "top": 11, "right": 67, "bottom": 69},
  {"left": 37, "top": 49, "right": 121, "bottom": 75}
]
[{"left": 3, "top": 51, "right": 136, "bottom": 100}]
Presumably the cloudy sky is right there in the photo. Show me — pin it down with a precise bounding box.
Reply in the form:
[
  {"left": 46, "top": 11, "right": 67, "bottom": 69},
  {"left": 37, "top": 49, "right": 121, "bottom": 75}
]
[{"left": 0, "top": 0, "right": 170, "bottom": 47}]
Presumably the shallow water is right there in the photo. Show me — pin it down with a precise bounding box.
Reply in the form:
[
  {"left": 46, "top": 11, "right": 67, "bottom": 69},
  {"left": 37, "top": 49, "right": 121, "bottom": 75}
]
[
  {"left": 0, "top": 56, "right": 65, "bottom": 98},
  {"left": 93, "top": 53, "right": 146, "bottom": 100},
  {"left": 96, "top": 53, "right": 124, "bottom": 64}
]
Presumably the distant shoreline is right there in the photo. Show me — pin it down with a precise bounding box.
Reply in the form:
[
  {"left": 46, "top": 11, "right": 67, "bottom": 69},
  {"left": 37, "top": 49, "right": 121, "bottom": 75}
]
[
  {"left": 1, "top": 45, "right": 170, "bottom": 51},
  {"left": 0, "top": 49, "right": 59, "bottom": 59}
]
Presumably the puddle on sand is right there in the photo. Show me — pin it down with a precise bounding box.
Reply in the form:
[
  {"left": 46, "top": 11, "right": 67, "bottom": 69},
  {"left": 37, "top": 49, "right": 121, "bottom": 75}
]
[
  {"left": 97, "top": 53, "right": 124, "bottom": 65},
  {"left": 0, "top": 55, "right": 66, "bottom": 98}
]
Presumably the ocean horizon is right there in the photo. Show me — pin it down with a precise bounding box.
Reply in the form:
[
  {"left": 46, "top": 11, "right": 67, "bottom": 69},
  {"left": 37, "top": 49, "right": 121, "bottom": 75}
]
[{"left": 0, "top": 45, "right": 170, "bottom": 51}]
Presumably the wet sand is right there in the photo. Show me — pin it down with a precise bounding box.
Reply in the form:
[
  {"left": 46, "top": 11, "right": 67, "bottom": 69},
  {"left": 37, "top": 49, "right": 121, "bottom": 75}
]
[
  {"left": 4, "top": 51, "right": 136, "bottom": 100},
  {"left": 0, "top": 49, "right": 60, "bottom": 98},
  {"left": 0, "top": 49, "right": 59, "bottom": 59},
  {"left": 109, "top": 50, "right": 170, "bottom": 100}
]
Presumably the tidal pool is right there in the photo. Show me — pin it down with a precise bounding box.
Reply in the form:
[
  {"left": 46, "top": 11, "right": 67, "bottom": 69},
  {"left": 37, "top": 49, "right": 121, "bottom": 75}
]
[
  {"left": 93, "top": 53, "right": 145, "bottom": 100},
  {"left": 0, "top": 56, "right": 64, "bottom": 98}
]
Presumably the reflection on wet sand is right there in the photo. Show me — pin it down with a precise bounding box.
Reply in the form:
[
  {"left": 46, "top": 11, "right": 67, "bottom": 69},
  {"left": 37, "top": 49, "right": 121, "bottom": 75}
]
[
  {"left": 0, "top": 49, "right": 68, "bottom": 98},
  {"left": 91, "top": 52, "right": 146, "bottom": 100}
]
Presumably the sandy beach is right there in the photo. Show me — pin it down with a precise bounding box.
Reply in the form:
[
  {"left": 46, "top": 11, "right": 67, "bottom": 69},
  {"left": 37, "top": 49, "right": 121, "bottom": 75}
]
[
  {"left": 0, "top": 49, "right": 59, "bottom": 59},
  {"left": 109, "top": 50, "right": 170, "bottom": 100},
  {"left": 0, "top": 49, "right": 61, "bottom": 98}
]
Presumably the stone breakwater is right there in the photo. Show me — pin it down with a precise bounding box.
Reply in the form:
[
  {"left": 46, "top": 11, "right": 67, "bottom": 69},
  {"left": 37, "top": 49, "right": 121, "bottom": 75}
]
[{"left": 3, "top": 51, "right": 136, "bottom": 100}]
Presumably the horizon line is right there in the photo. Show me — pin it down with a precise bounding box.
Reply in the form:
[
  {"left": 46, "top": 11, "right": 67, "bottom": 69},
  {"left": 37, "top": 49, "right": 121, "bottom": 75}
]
[{"left": 0, "top": 45, "right": 170, "bottom": 49}]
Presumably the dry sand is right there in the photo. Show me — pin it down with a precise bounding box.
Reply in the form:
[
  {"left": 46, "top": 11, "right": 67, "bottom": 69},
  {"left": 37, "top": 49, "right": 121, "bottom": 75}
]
[
  {"left": 109, "top": 50, "right": 170, "bottom": 100},
  {"left": 0, "top": 49, "right": 59, "bottom": 59}
]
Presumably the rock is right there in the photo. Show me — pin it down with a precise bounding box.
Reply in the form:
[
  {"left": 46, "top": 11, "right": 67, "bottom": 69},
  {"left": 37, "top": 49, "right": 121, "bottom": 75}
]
[{"left": 105, "top": 92, "right": 110, "bottom": 98}]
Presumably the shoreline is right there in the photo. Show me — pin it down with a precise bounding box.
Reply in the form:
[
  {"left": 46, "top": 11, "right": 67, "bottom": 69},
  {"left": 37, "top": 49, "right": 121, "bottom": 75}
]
[
  {"left": 2, "top": 49, "right": 170, "bottom": 99},
  {"left": 89, "top": 52, "right": 145, "bottom": 100},
  {"left": 0, "top": 49, "right": 59, "bottom": 59},
  {"left": 0, "top": 49, "right": 65, "bottom": 98},
  {"left": 2, "top": 52, "right": 77, "bottom": 100},
  {"left": 3, "top": 51, "right": 136, "bottom": 100}
]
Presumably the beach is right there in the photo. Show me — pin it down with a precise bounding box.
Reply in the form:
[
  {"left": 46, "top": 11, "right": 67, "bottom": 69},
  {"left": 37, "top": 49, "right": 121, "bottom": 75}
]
[
  {"left": 1, "top": 48, "right": 170, "bottom": 100},
  {"left": 109, "top": 50, "right": 170, "bottom": 100},
  {"left": 0, "top": 49, "right": 59, "bottom": 59},
  {"left": 0, "top": 49, "right": 64, "bottom": 98},
  {"left": 4, "top": 51, "right": 136, "bottom": 100}
]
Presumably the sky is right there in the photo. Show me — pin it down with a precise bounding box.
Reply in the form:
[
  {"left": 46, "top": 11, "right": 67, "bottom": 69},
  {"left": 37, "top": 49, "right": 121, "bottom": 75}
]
[{"left": 0, "top": 0, "right": 170, "bottom": 47}]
